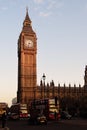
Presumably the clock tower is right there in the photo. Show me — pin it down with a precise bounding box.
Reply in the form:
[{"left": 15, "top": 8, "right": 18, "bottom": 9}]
[{"left": 17, "top": 9, "right": 37, "bottom": 104}]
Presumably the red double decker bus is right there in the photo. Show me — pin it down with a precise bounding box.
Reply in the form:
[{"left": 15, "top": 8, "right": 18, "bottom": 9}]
[
  {"left": 9, "top": 103, "right": 29, "bottom": 120},
  {"left": 29, "top": 98, "right": 60, "bottom": 121}
]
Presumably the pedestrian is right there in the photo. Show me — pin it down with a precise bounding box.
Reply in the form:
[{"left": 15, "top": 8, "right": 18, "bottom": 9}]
[
  {"left": 54, "top": 111, "right": 57, "bottom": 120},
  {"left": 1, "top": 112, "right": 7, "bottom": 128}
]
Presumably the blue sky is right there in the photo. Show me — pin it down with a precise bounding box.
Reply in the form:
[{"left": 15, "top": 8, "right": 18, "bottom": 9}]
[{"left": 0, "top": 0, "right": 87, "bottom": 106}]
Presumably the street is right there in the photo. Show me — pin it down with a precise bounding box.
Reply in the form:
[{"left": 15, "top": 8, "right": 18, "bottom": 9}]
[{"left": 0, "top": 118, "right": 87, "bottom": 130}]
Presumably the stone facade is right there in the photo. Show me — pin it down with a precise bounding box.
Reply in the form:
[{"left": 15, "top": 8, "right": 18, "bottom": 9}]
[
  {"left": 17, "top": 10, "right": 87, "bottom": 105},
  {"left": 17, "top": 9, "right": 37, "bottom": 104}
]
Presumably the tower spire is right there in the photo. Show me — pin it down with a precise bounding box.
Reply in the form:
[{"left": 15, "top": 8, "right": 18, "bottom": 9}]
[
  {"left": 23, "top": 7, "right": 31, "bottom": 27},
  {"left": 26, "top": 6, "right": 28, "bottom": 15},
  {"left": 21, "top": 8, "right": 36, "bottom": 34}
]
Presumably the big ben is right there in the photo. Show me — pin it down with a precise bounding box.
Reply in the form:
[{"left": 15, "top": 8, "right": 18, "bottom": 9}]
[{"left": 17, "top": 9, "right": 37, "bottom": 104}]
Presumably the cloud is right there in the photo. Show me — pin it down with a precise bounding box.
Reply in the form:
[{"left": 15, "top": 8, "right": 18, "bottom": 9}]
[
  {"left": 34, "top": 0, "right": 64, "bottom": 17},
  {"left": 47, "top": 0, "right": 64, "bottom": 10},
  {"left": 47, "top": 1, "right": 56, "bottom": 9},
  {"left": 0, "top": 7, "right": 8, "bottom": 11},
  {"left": 39, "top": 11, "right": 52, "bottom": 17},
  {"left": 34, "top": 0, "right": 44, "bottom": 4}
]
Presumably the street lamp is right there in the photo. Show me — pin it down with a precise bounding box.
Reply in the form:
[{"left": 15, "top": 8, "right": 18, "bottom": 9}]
[{"left": 42, "top": 73, "right": 46, "bottom": 99}]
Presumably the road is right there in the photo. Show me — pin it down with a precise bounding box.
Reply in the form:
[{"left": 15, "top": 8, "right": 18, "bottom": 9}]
[{"left": 0, "top": 118, "right": 87, "bottom": 130}]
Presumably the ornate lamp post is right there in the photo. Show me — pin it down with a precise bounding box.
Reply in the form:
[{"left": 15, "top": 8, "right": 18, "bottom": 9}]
[{"left": 42, "top": 73, "right": 46, "bottom": 99}]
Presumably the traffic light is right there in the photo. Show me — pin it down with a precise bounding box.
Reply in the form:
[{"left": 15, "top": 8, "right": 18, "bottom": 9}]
[{"left": 55, "top": 96, "right": 57, "bottom": 106}]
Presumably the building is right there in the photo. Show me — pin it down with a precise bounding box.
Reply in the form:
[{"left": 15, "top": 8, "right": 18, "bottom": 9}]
[
  {"left": 17, "top": 9, "right": 87, "bottom": 105},
  {"left": 17, "top": 9, "right": 37, "bottom": 104}
]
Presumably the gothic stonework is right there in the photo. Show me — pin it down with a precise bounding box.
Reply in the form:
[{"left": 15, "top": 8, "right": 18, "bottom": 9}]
[
  {"left": 17, "top": 9, "right": 37, "bottom": 104},
  {"left": 17, "top": 10, "right": 87, "bottom": 105}
]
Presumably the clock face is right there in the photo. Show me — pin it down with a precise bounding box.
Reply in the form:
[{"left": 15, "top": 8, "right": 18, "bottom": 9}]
[{"left": 25, "top": 39, "right": 33, "bottom": 48}]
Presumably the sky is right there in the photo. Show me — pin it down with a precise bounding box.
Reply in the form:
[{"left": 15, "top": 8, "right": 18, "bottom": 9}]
[{"left": 0, "top": 0, "right": 87, "bottom": 106}]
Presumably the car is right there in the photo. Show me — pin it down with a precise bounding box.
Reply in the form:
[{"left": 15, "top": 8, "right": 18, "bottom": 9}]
[
  {"left": 28, "top": 114, "right": 47, "bottom": 125},
  {"left": 8, "top": 112, "right": 19, "bottom": 120},
  {"left": 60, "top": 111, "right": 72, "bottom": 119},
  {"left": 37, "top": 114, "right": 47, "bottom": 124}
]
